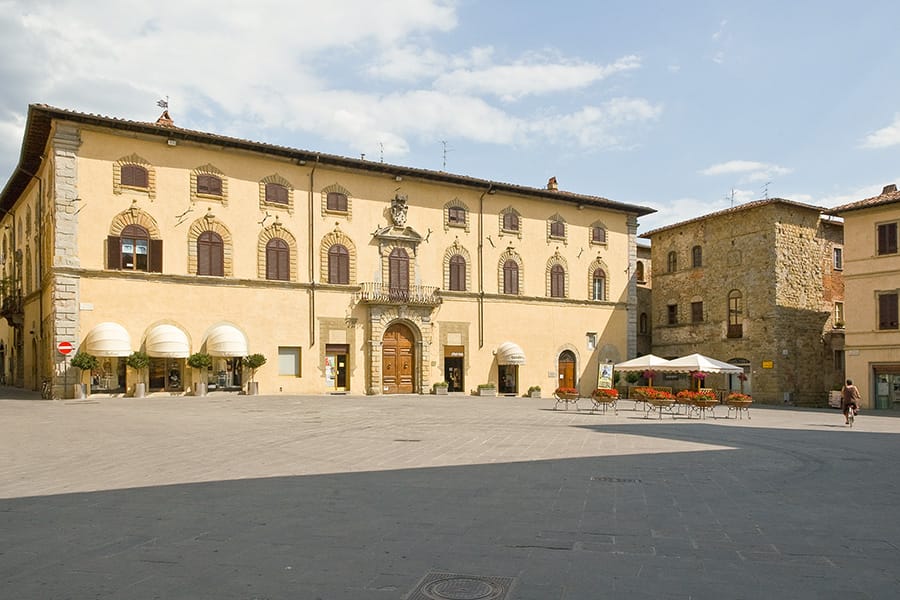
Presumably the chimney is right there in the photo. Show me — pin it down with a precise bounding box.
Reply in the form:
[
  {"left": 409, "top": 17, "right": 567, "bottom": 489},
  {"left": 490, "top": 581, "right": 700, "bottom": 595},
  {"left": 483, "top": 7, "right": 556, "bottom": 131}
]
[
  {"left": 547, "top": 176, "right": 558, "bottom": 191},
  {"left": 155, "top": 110, "right": 174, "bottom": 127},
  {"left": 883, "top": 184, "right": 898, "bottom": 194}
]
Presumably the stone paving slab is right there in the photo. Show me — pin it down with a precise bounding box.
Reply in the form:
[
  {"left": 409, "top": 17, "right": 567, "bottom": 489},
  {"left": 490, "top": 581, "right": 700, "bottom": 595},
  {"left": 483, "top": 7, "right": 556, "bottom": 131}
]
[{"left": 2, "top": 388, "right": 899, "bottom": 599}]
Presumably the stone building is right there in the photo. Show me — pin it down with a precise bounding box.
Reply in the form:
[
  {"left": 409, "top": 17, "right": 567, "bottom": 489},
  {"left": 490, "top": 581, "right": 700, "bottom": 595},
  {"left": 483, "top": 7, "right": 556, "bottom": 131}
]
[
  {"left": 829, "top": 184, "right": 900, "bottom": 410},
  {"left": 635, "top": 239, "right": 652, "bottom": 356},
  {"left": 0, "top": 104, "right": 654, "bottom": 398},
  {"left": 641, "top": 199, "right": 844, "bottom": 405}
]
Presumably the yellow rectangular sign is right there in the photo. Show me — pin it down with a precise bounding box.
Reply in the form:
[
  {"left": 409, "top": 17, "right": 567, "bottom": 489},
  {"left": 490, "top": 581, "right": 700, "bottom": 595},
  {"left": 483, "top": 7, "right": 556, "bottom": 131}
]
[{"left": 762, "top": 360, "right": 774, "bottom": 369}]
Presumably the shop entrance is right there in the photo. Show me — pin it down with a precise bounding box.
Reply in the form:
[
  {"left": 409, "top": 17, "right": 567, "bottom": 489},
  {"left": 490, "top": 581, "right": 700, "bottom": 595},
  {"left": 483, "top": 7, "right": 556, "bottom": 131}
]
[
  {"left": 498, "top": 364, "right": 518, "bottom": 395},
  {"left": 149, "top": 357, "right": 184, "bottom": 392},
  {"left": 874, "top": 369, "right": 900, "bottom": 409},
  {"left": 444, "top": 345, "right": 464, "bottom": 392},
  {"left": 325, "top": 344, "right": 349, "bottom": 391},
  {"left": 382, "top": 323, "right": 415, "bottom": 394}
]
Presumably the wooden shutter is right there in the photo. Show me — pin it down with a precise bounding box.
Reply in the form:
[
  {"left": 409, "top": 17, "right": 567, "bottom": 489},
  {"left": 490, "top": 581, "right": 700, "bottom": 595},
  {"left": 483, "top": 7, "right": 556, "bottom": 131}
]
[
  {"left": 449, "top": 255, "right": 465, "bottom": 291},
  {"left": 389, "top": 248, "right": 409, "bottom": 290},
  {"left": 107, "top": 236, "right": 121, "bottom": 269},
  {"left": 149, "top": 239, "right": 163, "bottom": 272}
]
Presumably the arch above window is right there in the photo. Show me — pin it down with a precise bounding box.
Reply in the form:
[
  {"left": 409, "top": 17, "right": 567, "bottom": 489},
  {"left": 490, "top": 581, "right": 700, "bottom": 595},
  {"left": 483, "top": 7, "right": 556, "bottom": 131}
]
[
  {"left": 590, "top": 220, "right": 607, "bottom": 245},
  {"left": 187, "top": 217, "right": 233, "bottom": 277},
  {"left": 321, "top": 183, "right": 352, "bottom": 219},
  {"left": 266, "top": 237, "right": 291, "bottom": 281},
  {"left": 588, "top": 256, "right": 610, "bottom": 301},
  {"left": 498, "top": 248, "right": 523, "bottom": 295},
  {"left": 692, "top": 245, "right": 703, "bottom": 268},
  {"left": 547, "top": 213, "right": 567, "bottom": 243},
  {"left": 444, "top": 198, "right": 470, "bottom": 232},
  {"left": 258, "top": 224, "right": 298, "bottom": 282},
  {"left": 443, "top": 240, "right": 472, "bottom": 292},
  {"left": 108, "top": 209, "right": 162, "bottom": 272},
  {"left": 546, "top": 251, "right": 569, "bottom": 298},
  {"left": 499, "top": 206, "right": 522, "bottom": 238},
  {"left": 114, "top": 154, "right": 156, "bottom": 198},
  {"left": 667, "top": 250, "right": 677, "bottom": 273}
]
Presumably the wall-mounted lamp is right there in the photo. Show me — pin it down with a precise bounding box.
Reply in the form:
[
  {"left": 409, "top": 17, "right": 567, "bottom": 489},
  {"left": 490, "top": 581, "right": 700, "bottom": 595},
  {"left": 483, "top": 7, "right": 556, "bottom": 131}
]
[
  {"left": 167, "top": 139, "right": 177, "bottom": 147},
  {"left": 394, "top": 175, "right": 403, "bottom": 182}
]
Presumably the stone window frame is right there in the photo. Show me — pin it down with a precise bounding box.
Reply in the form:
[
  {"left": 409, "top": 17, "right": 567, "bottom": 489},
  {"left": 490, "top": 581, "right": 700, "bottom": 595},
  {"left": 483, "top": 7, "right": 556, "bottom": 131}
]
[
  {"left": 546, "top": 251, "right": 569, "bottom": 298},
  {"left": 589, "top": 220, "right": 608, "bottom": 246},
  {"left": 443, "top": 198, "right": 470, "bottom": 233},
  {"left": 319, "top": 226, "right": 358, "bottom": 285},
  {"left": 833, "top": 246, "right": 843, "bottom": 271},
  {"left": 442, "top": 239, "right": 472, "bottom": 291},
  {"left": 107, "top": 208, "right": 163, "bottom": 272},
  {"left": 259, "top": 173, "right": 295, "bottom": 213},
  {"left": 187, "top": 216, "right": 234, "bottom": 277},
  {"left": 691, "top": 245, "right": 703, "bottom": 268},
  {"left": 727, "top": 289, "right": 743, "bottom": 338},
  {"left": 497, "top": 248, "right": 524, "bottom": 296},
  {"left": 113, "top": 153, "right": 156, "bottom": 199},
  {"left": 588, "top": 256, "right": 609, "bottom": 301},
  {"left": 257, "top": 222, "right": 299, "bottom": 282},
  {"left": 636, "top": 260, "right": 646, "bottom": 283},
  {"left": 190, "top": 164, "right": 228, "bottom": 205},
  {"left": 380, "top": 241, "right": 417, "bottom": 288},
  {"left": 321, "top": 183, "right": 353, "bottom": 220},
  {"left": 547, "top": 213, "right": 567, "bottom": 245},
  {"left": 691, "top": 298, "right": 704, "bottom": 323},
  {"left": 498, "top": 206, "right": 523, "bottom": 239},
  {"left": 667, "top": 303, "right": 679, "bottom": 325},
  {"left": 667, "top": 250, "right": 678, "bottom": 273}
]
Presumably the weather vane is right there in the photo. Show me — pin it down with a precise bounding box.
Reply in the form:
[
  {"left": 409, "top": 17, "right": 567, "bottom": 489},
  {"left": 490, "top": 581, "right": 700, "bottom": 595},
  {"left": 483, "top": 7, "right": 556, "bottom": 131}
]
[{"left": 157, "top": 96, "right": 169, "bottom": 110}]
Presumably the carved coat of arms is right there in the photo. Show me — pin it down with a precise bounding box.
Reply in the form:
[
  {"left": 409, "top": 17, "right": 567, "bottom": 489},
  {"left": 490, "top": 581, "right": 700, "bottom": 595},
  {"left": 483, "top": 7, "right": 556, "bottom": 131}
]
[{"left": 390, "top": 193, "right": 408, "bottom": 227}]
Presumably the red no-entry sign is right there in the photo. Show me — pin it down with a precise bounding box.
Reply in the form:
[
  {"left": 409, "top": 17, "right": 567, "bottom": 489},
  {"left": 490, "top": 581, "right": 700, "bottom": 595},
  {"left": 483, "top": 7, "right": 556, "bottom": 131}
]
[{"left": 57, "top": 341, "right": 74, "bottom": 356}]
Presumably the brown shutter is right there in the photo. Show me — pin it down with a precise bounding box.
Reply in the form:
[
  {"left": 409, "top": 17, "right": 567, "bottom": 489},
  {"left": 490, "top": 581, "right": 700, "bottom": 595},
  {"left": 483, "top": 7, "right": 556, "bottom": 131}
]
[
  {"left": 107, "top": 236, "right": 121, "bottom": 269},
  {"left": 198, "top": 240, "right": 210, "bottom": 275},
  {"left": 149, "top": 239, "right": 163, "bottom": 272}
]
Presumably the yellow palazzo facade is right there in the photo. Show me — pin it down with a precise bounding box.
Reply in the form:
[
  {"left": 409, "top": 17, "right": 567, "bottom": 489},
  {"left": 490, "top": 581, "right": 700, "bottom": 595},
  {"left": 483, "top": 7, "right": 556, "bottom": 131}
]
[{"left": 0, "top": 105, "right": 654, "bottom": 398}]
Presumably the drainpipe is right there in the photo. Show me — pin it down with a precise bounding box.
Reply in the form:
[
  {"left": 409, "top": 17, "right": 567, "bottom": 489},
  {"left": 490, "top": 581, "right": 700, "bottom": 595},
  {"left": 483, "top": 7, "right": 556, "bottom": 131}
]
[
  {"left": 477, "top": 185, "right": 493, "bottom": 349},
  {"left": 308, "top": 155, "right": 320, "bottom": 348}
]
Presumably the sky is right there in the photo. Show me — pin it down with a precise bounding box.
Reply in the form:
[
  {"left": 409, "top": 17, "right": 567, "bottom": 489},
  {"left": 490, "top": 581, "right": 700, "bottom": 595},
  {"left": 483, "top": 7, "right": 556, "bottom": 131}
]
[{"left": 1, "top": 0, "right": 900, "bottom": 232}]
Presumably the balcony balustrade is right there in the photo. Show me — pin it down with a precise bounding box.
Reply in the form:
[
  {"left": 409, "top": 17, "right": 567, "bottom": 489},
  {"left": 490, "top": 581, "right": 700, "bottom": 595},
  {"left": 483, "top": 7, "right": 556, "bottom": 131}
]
[{"left": 355, "top": 282, "right": 442, "bottom": 306}]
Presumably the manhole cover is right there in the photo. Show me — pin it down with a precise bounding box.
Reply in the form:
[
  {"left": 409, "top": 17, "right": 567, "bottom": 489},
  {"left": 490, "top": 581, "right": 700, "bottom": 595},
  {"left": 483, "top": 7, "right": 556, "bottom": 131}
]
[{"left": 407, "top": 571, "right": 514, "bottom": 600}]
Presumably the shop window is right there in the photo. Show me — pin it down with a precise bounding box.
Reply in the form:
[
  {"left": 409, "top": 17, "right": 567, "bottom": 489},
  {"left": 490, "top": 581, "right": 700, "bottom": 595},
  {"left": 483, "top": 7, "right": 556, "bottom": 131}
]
[{"left": 278, "top": 347, "right": 301, "bottom": 376}]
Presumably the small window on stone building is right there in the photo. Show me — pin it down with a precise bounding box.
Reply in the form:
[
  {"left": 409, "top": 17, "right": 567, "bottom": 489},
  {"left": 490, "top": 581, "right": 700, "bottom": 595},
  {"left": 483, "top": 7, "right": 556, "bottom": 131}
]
[
  {"left": 834, "top": 349, "right": 844, "bottom": 371},
  {"left": 691, "top": 301, "right": 704, "bottom": 323},
  {"left": 639, "top": 312, "right": 648, "bottom": 334},
  {"left": 667, "top": 304, "right": 678, "bottom": 325},
  {"left": 692, "top": 245, "right": 702, "bottom": 268},
  {"left": 636, "top": 261, "right": 645, "bottom": 283},
  {"left": 834, "top": 302, "right": 844, "bottom": 327},
  {"left": 833, "top": 247, "right": 843, "bottom": 270},
  {"left": 667, "top": 251, "right": 677, "bottom": 273}
]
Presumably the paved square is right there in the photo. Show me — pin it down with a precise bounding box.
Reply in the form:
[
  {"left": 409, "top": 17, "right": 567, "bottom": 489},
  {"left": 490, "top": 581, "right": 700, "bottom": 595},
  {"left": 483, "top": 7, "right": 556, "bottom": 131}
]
[{"left": 2, "top": 391, "right": 899, "bottom": 599}]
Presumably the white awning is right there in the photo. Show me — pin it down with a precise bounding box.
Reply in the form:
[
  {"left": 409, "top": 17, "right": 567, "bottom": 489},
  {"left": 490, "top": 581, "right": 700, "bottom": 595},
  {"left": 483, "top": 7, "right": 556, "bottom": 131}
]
[
  {"left": 205, "top": 324, "right": 248, "bottom": 357},
  {"left": 82, "top": 322, "right": 132, "bottom": 357},
  {"left": 495, "top": 341, "right": 526, "bottom": 366},
  {"left": 145, "top": 324, "right": 190, "bottom": 358}
]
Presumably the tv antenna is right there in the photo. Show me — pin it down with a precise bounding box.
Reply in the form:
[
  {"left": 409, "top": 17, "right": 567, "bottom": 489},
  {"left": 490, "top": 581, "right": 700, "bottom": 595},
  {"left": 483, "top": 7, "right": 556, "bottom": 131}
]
[
  {"left": 762, "top": 181, "right": 772, "bottom": 200},
  {"left": 379, "top": 142, "right": 384, "bottom": 163},
  {"left": 440, "top": 140, "right": 453, "bottom": 171},
  {"left": 726, "top": 188, "right": 736, "bottom": 208}
]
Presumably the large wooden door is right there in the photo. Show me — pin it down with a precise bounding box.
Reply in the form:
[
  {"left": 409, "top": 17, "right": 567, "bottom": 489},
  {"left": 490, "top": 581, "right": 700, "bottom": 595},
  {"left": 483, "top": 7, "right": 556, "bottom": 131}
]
[
  {"left": 558, "top": 351, "right": 576, "bottom": 390},
  {"left": 383, "top": 323, "right": 415, "bottom": 394}
]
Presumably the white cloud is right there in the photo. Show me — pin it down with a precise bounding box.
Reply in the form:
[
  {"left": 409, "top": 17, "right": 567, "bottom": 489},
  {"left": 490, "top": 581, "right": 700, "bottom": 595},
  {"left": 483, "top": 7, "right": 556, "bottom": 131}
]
[
  {"left": 860, "top": 114, "right": 900, "bottom": 149},
  {"left": 700, "top": 160, "right": 792, "bottom": 184},
  {"left": 434, "top": 54, "right": 641, "bottom": 101},
  {"left": 529, "top": 98, "right": 663, "bottom": 148}
]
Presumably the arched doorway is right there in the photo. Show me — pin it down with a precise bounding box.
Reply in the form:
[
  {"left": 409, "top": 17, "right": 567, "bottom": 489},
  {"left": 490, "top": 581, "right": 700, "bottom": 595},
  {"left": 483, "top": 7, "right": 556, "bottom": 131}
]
[
  {"left": 383, "top": 322, "right": 415, "bottom": 394},
  {"left": 558, "top": 350, "right": 576, "bottom": 390},
  {"left": 729, "top": 358, "right": 751, "bottom": 395}
]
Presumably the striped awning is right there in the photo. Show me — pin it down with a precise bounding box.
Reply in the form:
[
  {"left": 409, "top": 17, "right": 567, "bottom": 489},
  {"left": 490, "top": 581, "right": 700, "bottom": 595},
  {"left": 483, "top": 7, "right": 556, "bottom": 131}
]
[
  {"left": 145, "top": 324, "right": 190, "bottom": 358},
  {"left": 205, "top": 324, "right": 248, "bottom": 357},
  {"left": 495, "top": 341, "right": 526, "bottom": 366},
  {"left": 82, "top": 322, "right": 132, "bottom": 357}
]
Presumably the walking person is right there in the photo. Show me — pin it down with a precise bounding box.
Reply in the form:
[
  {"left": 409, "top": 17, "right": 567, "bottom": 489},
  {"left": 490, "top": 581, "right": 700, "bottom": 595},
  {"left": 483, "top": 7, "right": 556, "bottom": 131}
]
[{"left": 841, "top": 379, "right": 861, "bottom": 425}]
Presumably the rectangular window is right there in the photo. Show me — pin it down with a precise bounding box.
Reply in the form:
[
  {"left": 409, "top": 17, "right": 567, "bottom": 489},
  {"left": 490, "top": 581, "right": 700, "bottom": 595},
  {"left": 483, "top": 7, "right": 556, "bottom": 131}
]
[
  {"left": 667, "top": 304, "right": 678, "bottom": 325},
  {"left": 834, "top": 349, "right": 844, "bottom": 371},
  {"left": 877, "top": 222, "right": 898, "bottom": 255},
  {"left": 197, "top": 174, "right": 223, "bottom": 196},
  {"left": 278, "top": 347, "right": 301, "bottom": 376},
  {"left": 833, "top": 247, "right": 843, "bottom": 270},
  {"left": 326, "top": 192, "right": 348, "bottom": 212},
  {"left": 691, "top": 301, "right": 704, "bottom": 323},
  {"left": 834, "top": 301, "right": 844, "bottom": 326},
  {"left": 879, "top": 293, "right": 899, "bottom": 330},
  {"left": 448, "top": 206, "right": 466, "bottom": 225},
  {"left": 591, "top": 226, "right": 606, "bottom": 244}
]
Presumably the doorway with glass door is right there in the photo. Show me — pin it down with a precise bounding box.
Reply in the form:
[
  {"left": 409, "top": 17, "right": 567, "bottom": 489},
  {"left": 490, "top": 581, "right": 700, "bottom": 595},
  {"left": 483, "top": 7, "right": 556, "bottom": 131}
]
[
  {"left": 444, "top": 345, "right": 464, "bottom": 393},
  {"left": 325, "top": 344, "right": 349, "bottom": 392}
]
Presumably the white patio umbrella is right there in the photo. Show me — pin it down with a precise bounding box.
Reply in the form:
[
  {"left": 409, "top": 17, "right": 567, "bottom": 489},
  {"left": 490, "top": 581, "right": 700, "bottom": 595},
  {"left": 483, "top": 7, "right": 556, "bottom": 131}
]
[
  {"left": 664, "top": 353, "right": 744, "bottom": 374},
  {"left": 614, "top": 354, "right": 674, "bottom": 387}
]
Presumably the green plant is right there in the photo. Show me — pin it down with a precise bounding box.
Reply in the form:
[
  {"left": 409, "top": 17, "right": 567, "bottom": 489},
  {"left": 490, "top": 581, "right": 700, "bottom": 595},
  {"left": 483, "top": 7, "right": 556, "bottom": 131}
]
[
  {"left": 432, "top": 381, "right": 448, "bottom": 390},
  {"left": 626, "top": 372, "right": 640, "bottom": 384},
  {"left": 125, "top": 351, "right": 150, "bottom": 384},
  {"left": 477, "top": 382, "right": 496, "bottom": 389},
  {"left": 613, "top": 371, "right": 621, "bottom": 385},
  {"left": 528, "top": 385, "right": 541, "bottom": 393},
  {"left": 70, "top": 350, "right": 99, "bottom": 373},
  {"left": 187, "top": 352, "right": 213, "bottom": 370},
  {"left": 243, "top": 353, "right": 267, "bottom": 383}
]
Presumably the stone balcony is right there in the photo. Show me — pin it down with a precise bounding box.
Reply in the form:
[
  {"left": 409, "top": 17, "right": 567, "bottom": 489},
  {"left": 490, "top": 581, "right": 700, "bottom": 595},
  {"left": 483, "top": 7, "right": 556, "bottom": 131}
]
[
  {"left": 0, "top": 291, "right": 24, "bottom": 326},
  {"left": 355, "top": 283, "right": 442, "bottom": 306}
]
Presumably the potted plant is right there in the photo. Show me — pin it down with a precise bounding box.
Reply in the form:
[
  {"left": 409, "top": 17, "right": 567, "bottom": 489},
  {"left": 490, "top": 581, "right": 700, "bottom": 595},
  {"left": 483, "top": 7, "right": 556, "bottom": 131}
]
[
  {"left": 527, "top": 385, "right": 541, "bottom": 399},
  {"left": 243, "top": 353, "right": 267, "bottom": 395},
  {"left": 126, "top": 351, "right": 150, "bottom": 397},
  {"left": 476, "top": 382, "right": 497, "bottom": 397},
  {"left": 432, "top": 381, "right": 449, "bottom": 395},
  {"left": 70, "top": 350, "right": 99, "bottom": 399},
  {"left": 187, "top": 352, "right": 212, "bottom": 396}
]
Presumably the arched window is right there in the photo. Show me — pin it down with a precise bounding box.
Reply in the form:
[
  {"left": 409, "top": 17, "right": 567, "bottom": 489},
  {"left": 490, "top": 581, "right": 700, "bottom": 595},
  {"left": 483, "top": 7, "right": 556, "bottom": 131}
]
[
  {"left": 550, "top": 264, "right": 566, "bottom": 298},
  {"left": 503, "top": 259, "right": 519, "bottom": 294},
  {"left": 265, "top": 183, "right": 289, "bottom": 204},
  {"left": 728, "top": 290, "right": 743, "bottom": 338},
  {"left": 121, "top": 164, "right": 149, "bottom": 188},
  {"left": 266, "top": 238, "right": 290, "bottom": 281},
  {"left": 667, "top": 250, "right": 677, "bottom": 273},
  {"left": 117, "top": 224, "right": 151, "bottom": 271},
  {"left": 328, "top": 244, "right": 349, "bottom": 284},
  {"left": 449, "top": 254, "right": 466, "bottom": 291},
  {"left": 197, "top": 231, "right": 224, "bottom": 276},
  {"left": 592, "top": 268, "right": 606, "bottom": 301},
  {"left": 389, "top": 248, "right": 409, "bottom": 291},
  {"left": 692, "top": 245, "right": 703, "bottom": 268},
  {"left": 636, "top": 261, "right": 645, "bottom": 283},
  {"left": 502, "top": 211, "right": 519, "bottom": 232},
  {"left": 639, "top": 312, "right": 648, "bottom": 334},
  {"left": 549, "top": 218, "right": 565, "bottom": 238}
]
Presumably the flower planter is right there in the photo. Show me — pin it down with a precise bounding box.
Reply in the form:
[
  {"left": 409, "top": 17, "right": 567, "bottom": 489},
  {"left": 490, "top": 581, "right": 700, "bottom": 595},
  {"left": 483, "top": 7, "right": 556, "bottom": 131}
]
[
  {"left": 246, "top": 381, "right": 259, "bottom": 396},
  {"left": 133, "top": 382, "right": 146, "bottom": 398},
  {"left": 434, "top": 386, "right": 449, "bottom": 395},
  {"left": 529, "top": 391, "right": 541, "bottom": 399},
  {"left": 477, "top": 387, "right": 497, "bottom": 397},
  {"left": 194, "top": 382, "right": 208, "bottom": 397}
]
